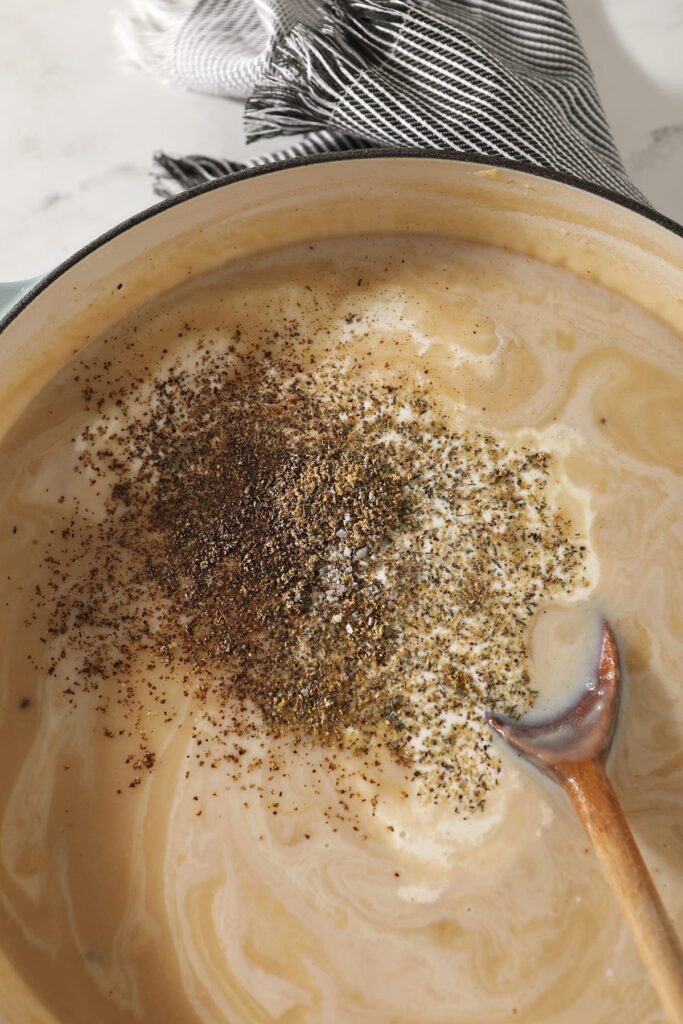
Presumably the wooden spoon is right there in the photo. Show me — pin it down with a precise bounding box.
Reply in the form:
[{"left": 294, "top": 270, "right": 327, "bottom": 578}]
[{"left": 487, "top": 621, "right": 683, "bottom": 1023}]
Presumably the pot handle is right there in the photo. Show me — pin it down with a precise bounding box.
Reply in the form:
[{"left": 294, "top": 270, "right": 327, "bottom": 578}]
[{"left": 0, "top": 277, "right": 43, "bottom": 321}]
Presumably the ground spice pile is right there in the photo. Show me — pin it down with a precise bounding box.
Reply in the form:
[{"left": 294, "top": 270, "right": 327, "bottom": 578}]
[{"left": 41, "top": 341, "right": 590, "bottom": 813}]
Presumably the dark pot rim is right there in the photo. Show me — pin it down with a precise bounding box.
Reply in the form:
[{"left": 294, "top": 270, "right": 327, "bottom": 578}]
[{"left": 2, "top": 147, "right": 681, "bottom": 334}]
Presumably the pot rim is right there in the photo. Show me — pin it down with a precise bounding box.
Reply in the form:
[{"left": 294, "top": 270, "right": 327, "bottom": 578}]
[{"left": 1, "top": 146, "right": 682, "bottom": 335}]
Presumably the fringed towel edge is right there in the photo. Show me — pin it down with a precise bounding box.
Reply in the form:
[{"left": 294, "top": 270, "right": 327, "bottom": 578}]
[{"left": 244, "top": 0, "right": 407, "bottom": 142}]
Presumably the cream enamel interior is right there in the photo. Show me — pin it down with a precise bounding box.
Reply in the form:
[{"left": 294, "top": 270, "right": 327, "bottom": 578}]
[
  {"left": 2, "top": 159, "right": 683, "bottom": 440},
  {"left": 0, "top": 158, "right": 682, "bottom": 1024}
]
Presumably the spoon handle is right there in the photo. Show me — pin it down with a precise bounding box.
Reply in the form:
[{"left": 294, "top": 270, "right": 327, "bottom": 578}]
[{"left": 562, "top": 758, "right": 683, "bottom": 1024}]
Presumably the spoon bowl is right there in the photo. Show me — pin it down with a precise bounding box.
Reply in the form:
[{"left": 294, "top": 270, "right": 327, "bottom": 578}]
[
  {"left": 487, "top": 621, "right": 620, "bottom": 775},
  {"left": 487, "top": 620, "right": 683, "bottom": 1023}
]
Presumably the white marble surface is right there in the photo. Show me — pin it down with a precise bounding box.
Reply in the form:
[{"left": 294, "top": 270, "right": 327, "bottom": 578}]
[{"left": 1, "top": 0, "right": 682, "bottom": 281}]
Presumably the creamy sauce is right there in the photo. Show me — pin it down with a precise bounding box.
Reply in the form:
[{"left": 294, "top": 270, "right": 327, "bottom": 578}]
[{"left": 0, "top": 236, "right": 681, "bottom": 1023}]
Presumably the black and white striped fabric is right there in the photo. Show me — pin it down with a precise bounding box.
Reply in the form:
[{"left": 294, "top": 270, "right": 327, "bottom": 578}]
[{"left": 128, "top": 0, "right": 643, "bottom": 203}]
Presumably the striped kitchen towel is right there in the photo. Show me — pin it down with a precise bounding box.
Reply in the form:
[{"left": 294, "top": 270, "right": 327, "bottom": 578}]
[{"left": 118, "top": 0, "right": 644, "bottom": 203}]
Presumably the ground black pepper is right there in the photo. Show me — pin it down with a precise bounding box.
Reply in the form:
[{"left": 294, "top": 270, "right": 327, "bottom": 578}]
[{"left": 34, "top": 336, "right": 589, "bottom": 816}]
